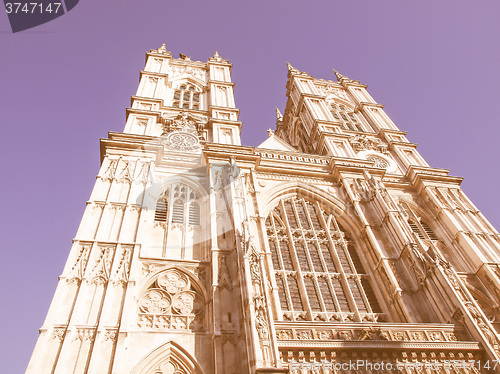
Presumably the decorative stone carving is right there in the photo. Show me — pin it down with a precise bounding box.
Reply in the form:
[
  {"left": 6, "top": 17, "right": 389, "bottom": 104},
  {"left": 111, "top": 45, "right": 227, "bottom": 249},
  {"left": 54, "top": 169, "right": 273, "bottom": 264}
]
[
  {"left": 349, "top": 134, "right": 387, "bottom": 153},
  {"left": 116, "top": 160, "right": 133, "bottom": 183},
  {"left": 104, "top": 329, "right": 118, "bottom": 342},
  {"left": 162, "top": 131, "right": 201, "bottom": 152},
  {"left": 111, "top": 247, "right": 132, "bottom": 286},
  {"left": 218, "top": 255, "right": 232, "bottom": 291},
  {"left": 256, "top": 151, "right": 330, "bottom": 165},
  {"left": 161, "top": 112, "right": 206, "bottom": 134},
  {"left": 317, "top": 84, "right": 349, "bottom": 100},
  {"left": 75, "top": 328, "right": 95, "bottom": 342},
  {"left": 138, "top": 269, "right": 204, "bottom": 331},
  {"left": 52, "top": 327, "right": 66, "bottom": 341},
  {"left": 101, "top": 158, "right": 117, "bottom": 181},
  {"left": 366, "top": 155, "right": 389, "bottom": 169},
  {"left": 88, "top": 246, "right": 115, "bottom": 285},
  {"left": 358, "top": 328, "right": 389, "bottom": 341},
  {"left": 142, "top": 262, "right": 159, "bottom": 276},
  {"left": 134, "top": 161, "right": 150, "bottom": 184},
  {"left": 66, "top": 244, "right": 91, "bottom": 284}
]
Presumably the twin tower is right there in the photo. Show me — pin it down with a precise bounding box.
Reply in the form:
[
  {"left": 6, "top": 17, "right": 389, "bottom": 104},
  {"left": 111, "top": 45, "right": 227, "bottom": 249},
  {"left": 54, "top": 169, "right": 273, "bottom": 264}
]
[{"left": 27, "top": 45, "right": 500, "bottom": 373}]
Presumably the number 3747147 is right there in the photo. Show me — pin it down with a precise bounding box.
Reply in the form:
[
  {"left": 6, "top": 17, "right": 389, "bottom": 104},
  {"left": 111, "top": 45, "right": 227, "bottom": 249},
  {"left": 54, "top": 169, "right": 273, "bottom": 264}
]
[{"left": 5, "top": 2, "right": 63, "bottom": 14}]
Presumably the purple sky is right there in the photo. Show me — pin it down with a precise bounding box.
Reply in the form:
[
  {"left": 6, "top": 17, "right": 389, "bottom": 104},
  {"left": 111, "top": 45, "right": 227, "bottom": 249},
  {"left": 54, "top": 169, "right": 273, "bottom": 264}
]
[{"left": 1, "top": 1, "right": 500, "bottom": 372}]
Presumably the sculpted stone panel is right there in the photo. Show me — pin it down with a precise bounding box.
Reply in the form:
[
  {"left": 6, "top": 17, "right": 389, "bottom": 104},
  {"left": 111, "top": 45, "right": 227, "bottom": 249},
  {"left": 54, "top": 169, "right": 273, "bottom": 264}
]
[{"left": 138, "top": 268, "right": 204, "bottom": 331}]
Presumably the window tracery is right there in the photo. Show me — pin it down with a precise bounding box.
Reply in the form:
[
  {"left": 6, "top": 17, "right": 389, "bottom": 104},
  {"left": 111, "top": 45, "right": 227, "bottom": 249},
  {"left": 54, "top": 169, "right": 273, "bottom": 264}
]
[
  {"left": 138, "top": 268, "right": 204, "bottom": 331},
  {"left": 265, "top": 197, "right": 382, "bottom": 322},
  {"left": 328, "top": 101, "right": 364, "bottom": 132},
  {"left": 153, "top": 184, "right": 201, "bottom": 228},
  {"left": 172, "top": 84, "right": 201, "bottom": 110}
]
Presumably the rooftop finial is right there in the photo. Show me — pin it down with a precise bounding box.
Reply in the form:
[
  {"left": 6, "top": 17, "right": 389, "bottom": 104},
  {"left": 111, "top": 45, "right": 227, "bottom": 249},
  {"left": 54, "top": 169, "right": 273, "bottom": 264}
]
[
  {"left": 333, "top": 69, "right": 347, "bottom": 81},
  {"left": 214, "top": 50, "right": 220, "bottom": 58},
  {"left": 267, "top": 128, "right": 275, "bottom": 137},
  {"left": 276, "top": 107, "right": 283, "bottom": 121},
  {"left": 287, "top": 62, "right": 294, "bottom": 71}
]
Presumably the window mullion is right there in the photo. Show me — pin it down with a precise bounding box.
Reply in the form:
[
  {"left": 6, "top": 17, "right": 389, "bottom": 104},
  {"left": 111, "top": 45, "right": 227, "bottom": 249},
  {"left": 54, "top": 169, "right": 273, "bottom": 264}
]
[
  {"left": 356, "top": 274, "right": 374, "bottom": 314},
  {"left": 291, "top": 198, "right": 314, "bottom": 318},
  {"left": 316, "top": 203, "right": 361, "bottom": 320},
  {"left": 280, "top": 199, "right": 309, "bottom": 318}
]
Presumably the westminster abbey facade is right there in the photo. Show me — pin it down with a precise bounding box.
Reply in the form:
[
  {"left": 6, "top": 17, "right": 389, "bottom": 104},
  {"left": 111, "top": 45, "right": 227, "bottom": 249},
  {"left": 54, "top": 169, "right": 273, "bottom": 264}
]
[{"left": 27, "top": 45, "right": 500, "bottom": 373}]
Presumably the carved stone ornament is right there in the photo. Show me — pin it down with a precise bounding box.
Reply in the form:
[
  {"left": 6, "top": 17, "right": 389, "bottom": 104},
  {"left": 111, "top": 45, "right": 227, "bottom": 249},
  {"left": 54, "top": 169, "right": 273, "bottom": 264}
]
[
  {"left": 161, "top": 112, "right": 207, "bottom": 136},
  {"left": 138, "top": 269, "right": 204, "bottom": 331},
  {"left": 162, "top": 131, "right": 201, "bottom": 152},
  {"left": 349, "top": 134, "right": 387, "bottom": 153},
  {"left": 366, "top": 155, "right": 389, "bottom": 169}
]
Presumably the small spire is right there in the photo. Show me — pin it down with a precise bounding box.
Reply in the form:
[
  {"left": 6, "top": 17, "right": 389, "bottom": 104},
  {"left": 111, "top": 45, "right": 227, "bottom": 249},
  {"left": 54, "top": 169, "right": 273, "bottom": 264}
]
[
  {"left": 276, "top": 107, "right": 283, "bottom": 121},
  {"left": 287, "top": 62, "right": 294, "bottom": 71},
  {"left": 159, "top": 43, "right": 167, "bottom": 52},
  {"left": 267, "top": 128, "right": 275, "bottom": 137},
  {"left": 214, "top": 50, "right": 220, "bottom": 58},
  {"left": 333, "top": 69, "right": 348, "bottom": 82}
]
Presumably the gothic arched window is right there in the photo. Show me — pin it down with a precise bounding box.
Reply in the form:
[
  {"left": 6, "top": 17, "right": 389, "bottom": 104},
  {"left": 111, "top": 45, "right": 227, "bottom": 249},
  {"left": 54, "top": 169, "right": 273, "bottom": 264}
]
[
  {"left": 265, "top": 197, "right": 382, "bottom": 322},
  {"left": 154, "top": 194, "right": 168, "bottom": 222},
  {"left": 153, "top": 184, "right": 201, "bottom": 227},
  {"left": 328, "top": 102, "right": 364, "bottom": 132},
  {"left": 172, "top": 84, "right": 201, "bottom": 110},
  {"left": 408, "top": 218, "right": 438, "bottom": 241}
]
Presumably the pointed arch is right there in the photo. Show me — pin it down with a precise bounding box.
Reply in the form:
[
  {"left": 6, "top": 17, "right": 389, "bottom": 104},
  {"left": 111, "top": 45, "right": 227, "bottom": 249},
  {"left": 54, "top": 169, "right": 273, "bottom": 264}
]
[
  {"left": 260, "top": 180, "right": 362, "bottom": 235},
  {"left": 140, "top": 266, "right": 208, "bottom": 307},
  {"left": 261, "top": 184, "right": 384, "bottom": 322},
  {"left": 131, "top": 340, "right": 205, "bottom": 374},
  {"left": 150, "top": 177, "right": 209, "bottom": 226},
  {"left": 399, "top": 198, "right": 439, "bottom": 242},
  {"left": 324, "top": 94, "right": 355, "bottom": 109},
  {"left": 171, "top": 76, "right": 206, "bottom": 91}
]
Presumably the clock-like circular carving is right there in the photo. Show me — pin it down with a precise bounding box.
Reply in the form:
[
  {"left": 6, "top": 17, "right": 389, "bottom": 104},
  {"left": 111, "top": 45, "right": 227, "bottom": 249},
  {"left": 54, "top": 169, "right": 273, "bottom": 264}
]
[
  {"left": 366, "top": 155, "right": 389, "bottom": 169},
  {"left": 163, "top": 131, "right": 201, "bottom": 151}
]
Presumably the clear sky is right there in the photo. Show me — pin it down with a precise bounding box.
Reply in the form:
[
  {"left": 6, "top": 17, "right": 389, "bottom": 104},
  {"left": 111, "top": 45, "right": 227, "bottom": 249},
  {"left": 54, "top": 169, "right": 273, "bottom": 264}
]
[{"left": 1, "top": 1, "right": 499, "bottom": 372}]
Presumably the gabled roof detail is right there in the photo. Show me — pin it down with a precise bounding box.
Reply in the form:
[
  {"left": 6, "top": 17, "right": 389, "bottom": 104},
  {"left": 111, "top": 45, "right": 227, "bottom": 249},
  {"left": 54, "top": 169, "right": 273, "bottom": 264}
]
[{"left": 257, "top": 133, "right": 297, "bottom": 152}]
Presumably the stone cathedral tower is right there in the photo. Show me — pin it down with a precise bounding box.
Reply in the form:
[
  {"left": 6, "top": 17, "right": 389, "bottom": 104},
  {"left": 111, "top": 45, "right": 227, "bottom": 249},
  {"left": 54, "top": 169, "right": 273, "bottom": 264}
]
[{"left": 27, "top": 45, "right": 500, "bottom": 374}]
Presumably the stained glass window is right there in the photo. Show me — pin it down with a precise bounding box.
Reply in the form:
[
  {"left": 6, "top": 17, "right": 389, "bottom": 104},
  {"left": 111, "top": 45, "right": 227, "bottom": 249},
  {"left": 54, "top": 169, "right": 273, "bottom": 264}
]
[{"left": 265, "top": 197, "right": 382, "bottom": 321}]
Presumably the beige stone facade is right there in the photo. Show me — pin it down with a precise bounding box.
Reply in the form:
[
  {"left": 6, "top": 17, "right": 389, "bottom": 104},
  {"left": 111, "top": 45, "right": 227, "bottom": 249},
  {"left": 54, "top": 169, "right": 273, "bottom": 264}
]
[{"left": 27, "top": 45, "right": 500, "bottom": 373}]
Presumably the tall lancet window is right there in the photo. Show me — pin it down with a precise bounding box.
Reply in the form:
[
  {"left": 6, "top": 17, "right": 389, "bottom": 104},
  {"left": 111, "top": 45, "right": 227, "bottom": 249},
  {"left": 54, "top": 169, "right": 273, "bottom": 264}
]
[
  {"left": 172, "top": 84, "right": 201, "bottom": 110},
  {"left": 265, "top": 197, "right": 382, "bottom": 322},
  {"left": 153, "top": 184, "right": 201, "bottom": 227},
  {"left": 154, "top": 194, "right": 169, "bottom": 222}
]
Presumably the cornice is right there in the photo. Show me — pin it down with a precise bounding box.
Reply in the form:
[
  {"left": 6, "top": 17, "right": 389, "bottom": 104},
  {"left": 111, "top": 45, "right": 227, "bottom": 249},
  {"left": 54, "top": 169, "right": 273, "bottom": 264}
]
[
  {"left": 139, "top": 70, "right": 169, "bottom": 80},
  {"left": 388, "top": 141, "right": 418, "bottom": 149},
  {"left": 130, "top": 96, "right": 163, "bottom": 106},
  {"left": 207, "top": 118, "right": 243, "bottom": 130},
  {"left": 405, "top": 165, "right": 463, "bottom": 190},
  {"left": 276, "top": 340, "right": 481, "bottom": 351},
  {"left": 125, "top": 107, "right": 162, "bottom": 122},
  {"left": 356, "top": 102, "right": 384, "bottom": 110},
  {"left": 206, "top": 80, "right": 235, "bottom": 87},
  {"left": 145, "top": 51, "right": 172, "bottom": 61},
  {"left": 378, "top": 128, "right": 408, "bottom": 137},
  {"left": 170, "top": 59, "right": 207, "bottom": 69},
  {"left": 302, "top": 92, "right": 327, "bottom": 101}
]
